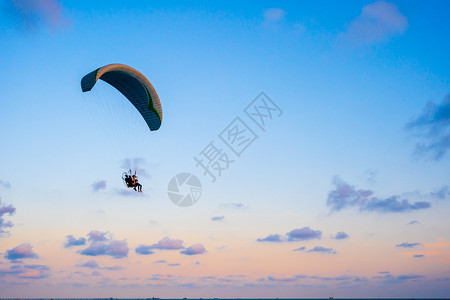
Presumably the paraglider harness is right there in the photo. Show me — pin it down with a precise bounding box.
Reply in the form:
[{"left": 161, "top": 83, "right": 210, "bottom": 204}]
[{"left": 122, "top": 169, "right": 142, "bottom": 192}]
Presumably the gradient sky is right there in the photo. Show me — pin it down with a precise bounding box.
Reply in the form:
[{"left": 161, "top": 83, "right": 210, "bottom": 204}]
[{"left": 0, "top": 0, "right": 449, "bottom": 298}]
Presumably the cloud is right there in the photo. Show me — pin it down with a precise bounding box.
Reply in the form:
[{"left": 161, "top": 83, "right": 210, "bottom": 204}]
[
  {"left": 105, "top": 240, "right": 129, "bottom": 258},
  {"left": 333, "top": 232, "right": 349, "bottom": 240},
  {"left": 431, "top": 185, "right": 450, "bottom": 200},
  {"left": 64, "top": 235, "right": 87, "bottom": 248},
  {"left": 407, "top": 220, "right": 420, "bottom": 225},
  {"left": 153, "top": 260, "right": 167, "bottom": 264},
  {"left": 6, "top": 0, "right": 69, "bottom": 31},
  {"left": 363, "top": 196, "right": 430, "bottom": 213},
  {"left": 91, "top": 180, "right": 106, "bottom": 192},
  {"left": 180, "top": 244, "right": 206, "bottom": 256},
  {"left": 397, "top": 274, "right": 425, "bottom": 281},
  {"left": 77, "top": 260, "right": 99, "bottom": 269},
  {"left": 149, "top": 237, "right": 185, "bottom": 250},
  {"left": 220, "top": 203, "right": 245, "bottom": 209},
  {"left": 307, "top": 246, "right": 337, "bottom": 254},
  {"left": 5, "top": 243, "right": 38, "bottom": 261},
  {"left": 406, "top": 95, "right": 450, "bottom": 160},
  {"left": 263, "top": 8, "right": 286, "bottom": 24},
  {"left": 267, "top": 275, "right": 297, "bottom": 282},
  {"left": 287, "top": 227, "right": 322, "bottom": 241},
  {"left": 76, "top": 260, "right": 123, "bottom": 270},
  {"left": 327, "top": 177, "right": 373, "bottom": 211},
  {"left": 374, "top": 272, "right": 426, "bottom": 284},
  {"left": 0, "top": 264, "right": 50, "bottom": 279},
  {"left": 0, "top": 179, "right": 11, "bottom": 189},
  {"left": 121, "top": 158, "right": 150, "bottom": 178},
  {"left": 293, "top": 247, "right": 306, "bottom": 252},
  {"left": 257, "top": 234, "right": 282, "bottom": 243},
  {"left": 211, "top": 216, "right": 224, "bottom": 222},
  {"left": 77, "top": 231, "right": 128, "bottom": 258},
  {"left": 136, "top": 237, "right": 187, "bottom": 255},
  {"left": 341, "top": 0, "right": 407, "bottom": 45},
  {"left": 396, "top": 242, "right": 422, "bottom": 248},
  {"left": 168, "top": 263, "right": 180, "bottom": 267},
  {"left": 88, "top": 230, "right": 110, "bottom": 242},
  {"left": 257, "top": 227, "right": 322, "bottom": 244},
  {"left": 103, "top": 265, "right": 123, "bottom": 271},
  {"left": 80, "top": 240, "right": 129, "bottom": 258},
  {"left": 327, "top": 176, "right": 431, "bottom": 213},
  {"left": 413, "top": 254, "right": 424, "bottom": 258},
  {"left": 0, "top": 199, "right": 16, "bottom": 234},
  {"left": 364, "top": 169, "right": 378, "bottom": 184},
  {"left": 135, "top": 245, "right": 154, "bottom": 255}
]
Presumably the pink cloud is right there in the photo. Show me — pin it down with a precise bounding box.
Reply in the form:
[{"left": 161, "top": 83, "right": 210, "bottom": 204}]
[
  {"left": 342, "top": 1, "right": 408, "bottom": 44},
  {"left": 8, "top": 0, "right": 69, "bottom": 30}
]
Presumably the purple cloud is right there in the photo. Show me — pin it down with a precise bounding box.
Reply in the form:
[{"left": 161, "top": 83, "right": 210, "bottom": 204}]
[
  {"left": 6, "top": 0, "right": 69, "bottom": 31},
  {"left": 136, "top": 237, "right": 186, "bottom": 255},
  {"left": 91, "top": 180, "right": 106, "bottom": 192},
  {"left": 168, "top": 263, "right": 180, "bottom": 267},
  {"left": 267, "top": 276, "right": 297, "bottom": 282},
  {"left": 103, "top": 265, "right": 124, "bottom": 271},
  {"left": 341, "top": 0, "right": 407, "bottom": 45},
  {"left": 79, "top": 235, "right": 129, "bottom": 259},
  {"left": 431, "top": 185, "right": 450, "bottom": 200},
  {"left": 135, "top": 245, "right": 154, "bottom": 255},
  {"left": 105, "top": 240, "right": 129, "bottom": 258},
  {"left": 397, "top": 274, "right": 425, "bottom": 281},
  {"left": 5, "top": 243, "right": 38, "bottom": 261},
  {"left": 307, "top": 246, "right": 337, "bottom": 254},
  {"left": 77, "top": 260, "right": 99, "bottom": 269},
  {"left": 180, "top": 244, "right": 206, "bottom": 256},
  {"left": 0, "top": 199, "right": 15, "bottom": 234},
  {"left": 211, "top": 216, "right": 224, "bottom": 222},
  {"left": 64, "top": 235, "right": 86, "bottom": 247},
  {"left": 153, "top": 260, "right": 167, "bottom": 264},
  {"left": 375, "top": 273, "right": 426, "bottom": 284},
  {"left": 0, "top": 179, "right": 11, "bottom": 189},
  {"left": 327, "top": 177, "right": 373, "bottom": 211},
  {"left": 413, "top": 254, "right": 424, "bottom": 258},
  {"left": 77, "top": 260, "right": 123, "bottom": 270},
  {"left": 363, "top": 196, "right": 431, "bottom": 213},
  {"left": 149, "top": 237, "right": 185, "bottom": 250},
  {"left": 88, "top": 230, "right": 110, "bottom": 242},
  {"left": 293, "top": 247, "right": 306, "bottom": 252},
  {"left": 287, "top": 227, "right": 322, "bottom": 241},
  {"left": 0, "top": 264, "right": 50, "bottom": 279},
  {"left": 406, "top": 94, "right": 450, "bottom": 160},
  {"left": 80, "top": 242, "right": 108, "bottom": 256},
  {"left": 334, "top": 232, "right": 349, "bottom": 240},
  {"left": 257, "top": 234, "right": 282, "bottom": 243},
  {"left": 396, "top": 242, "right": 422, "bottom": 248},
  {"left": 327, "top": 177, "right": 431, "bottom": 213},
  {"left": 407, "top": 220, "right": 420, "bottom": 225}
]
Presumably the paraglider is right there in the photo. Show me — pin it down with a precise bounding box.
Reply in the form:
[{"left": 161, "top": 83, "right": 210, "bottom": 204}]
[
  {"left": 81, "top": 63, "right": 162, "bottom": 192},
  {"left": 122, "top": 170, "right": 143, "bottom": 192}
]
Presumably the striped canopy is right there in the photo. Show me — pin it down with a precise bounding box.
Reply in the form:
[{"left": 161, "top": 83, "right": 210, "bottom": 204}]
[{"left": 81, "top": 63, "right": 162, "bottom": 131}]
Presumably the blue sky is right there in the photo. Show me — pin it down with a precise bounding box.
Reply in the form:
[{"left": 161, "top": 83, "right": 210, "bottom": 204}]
[{"left": 0, "top": 0, "right": 449, "bottom": 298}]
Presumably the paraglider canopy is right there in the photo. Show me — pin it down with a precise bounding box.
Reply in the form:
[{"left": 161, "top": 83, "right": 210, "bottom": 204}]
[{"left": 81, "top": 63, "right": 162, "bottom": 131}]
